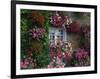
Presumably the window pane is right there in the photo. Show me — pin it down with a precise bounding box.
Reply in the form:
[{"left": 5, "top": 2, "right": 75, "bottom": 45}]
[{"left": 50, "top": 33, "right": 55, "bottom": 42}]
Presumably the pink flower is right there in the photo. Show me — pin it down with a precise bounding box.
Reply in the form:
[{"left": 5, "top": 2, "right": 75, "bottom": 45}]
[
  {"left": 75, "top": 49, "right": 89, "bottom": 60},
  {"left": 51, "top": 12, "right": 64, "bottom": 27},
  {"left": 24, "top": 59, "right": 29, "bottom": 65},
  {"left": 56, "top": 57, "right": 62, "bottom": 65},
  {"left": 29, "top": 28, "right": 45, "bottom": 40},
  {"left": 21, "top": 61, "right": 28, "bottom": 69},
  {"left": 57, "top": 51, "right": 63, "bottom": 59}
]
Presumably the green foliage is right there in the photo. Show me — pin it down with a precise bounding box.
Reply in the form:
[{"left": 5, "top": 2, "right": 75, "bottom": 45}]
[
  {"left": 73, "top": 12, "right": 90, "bottom": 20},
  {"left": 21, "top": 9, "right": 51, "bottom": 68},
  {"left": 21, "top": 9, "right": 30, "bottom": 59},
  {"left": 35, "top": 11, "right": 52, "bottom": 68}
]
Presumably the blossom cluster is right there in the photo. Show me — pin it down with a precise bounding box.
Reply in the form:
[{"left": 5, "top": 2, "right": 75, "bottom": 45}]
[
  {"left": 48, "top": 41, "right": 73, "bottom": 68},
  {"left": 48, "top": 41, "right": 90, "bottom": 68},
  {"left": 75, "top": 49, "right": 89, "bottom": 61},
  {"left": 73, "top": 49, "right": 90, "bottom": 66},
  {"left": 21, "top": 50, "right": 37, "bottom": 69},
  {"left": 51, "top": 12, "right": 64, "bottom": 27},
  {"left": 29, "top": 28, "right": 45, "bottom": 40},
  {"left": 51, "top": 12, "right": 72, "bottom": 27},
  {"left": 21, "top": 57, "right": 37, "bottom": 69}
]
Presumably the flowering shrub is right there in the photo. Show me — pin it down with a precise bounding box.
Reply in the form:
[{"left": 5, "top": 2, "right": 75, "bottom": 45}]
[
  {"left": 51, "top": 12, "right": 64, "bottom": 27},
  {"left": 51, "top": 11, "right": 73, "bottom": 28},
  {"left": 21, "top": 52, "right": 37, "bottom": 69},
  {"left": 29, "top": 28, "right": 45, "bottom": 41},
  {"left": 21, "top": 58, "right": 37, "bottom": 69},
  {"left": 21, "top": 10, "right": 51, "bottom": 69},
  {"left": 48, "top": 41, "right": 73, "bottom": 68},
  {"left": 71, "top": 49, "right": 90, "bottom": 66},
  {"left": 80, "top": 24, "right": 90, "bottom": 52},
  {"left": 48, "top": 57, "right": 65, "bottom": 68},
  {"left": 48, "top": 47, "right": 65, "bottom": 68},
  {"left": 48, "top": 40, "right": 90, "bottom": 68},
  {"left": 75, "top": 49, "right": 89, "bottom": 60}
]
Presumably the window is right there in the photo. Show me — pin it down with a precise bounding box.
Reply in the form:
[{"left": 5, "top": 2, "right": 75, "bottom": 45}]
[
  {"left": 58, "top": 30, "right": 63, "bottom": 41},
  {"left": 49, "top": 28, "right": 65, "bottom": 43},
  {"left": 50, "top": 33, "right": 55, "bottom": 42}
]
